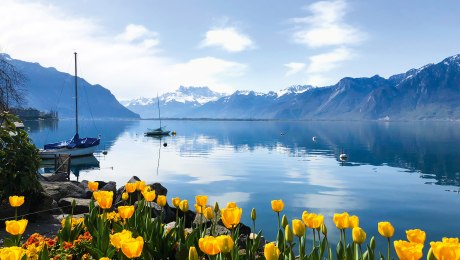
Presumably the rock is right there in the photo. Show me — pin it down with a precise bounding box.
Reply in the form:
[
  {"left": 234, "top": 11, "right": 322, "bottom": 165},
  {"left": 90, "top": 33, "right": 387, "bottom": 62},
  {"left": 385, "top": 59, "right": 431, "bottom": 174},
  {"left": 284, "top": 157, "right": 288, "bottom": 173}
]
[
  {"left": 100, "top": 181, "right": 117, "bottom": 194},
  {"left": 58, "top": 198, "right": 91, "bottom": 214},
  {"left": 40, "top": 181, "right": 87, "bottom": 201},
  {"left": 128, "top": 176, "right": 141, "bottom": 183},
  {"left": 150, "top": 183, "right": 167, "bottom": 196},
  {"left": 28, "top": 191, "right": 58, "bottom": 219},
  {"left": 45, "top": 172, "right": 69, "bottom": 182}
]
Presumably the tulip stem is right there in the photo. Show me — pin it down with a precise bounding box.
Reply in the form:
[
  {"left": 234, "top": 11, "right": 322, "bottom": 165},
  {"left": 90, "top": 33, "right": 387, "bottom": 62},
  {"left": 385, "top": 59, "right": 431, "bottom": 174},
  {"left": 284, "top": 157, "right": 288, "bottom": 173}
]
[
  {"left": 387, "top": 237, "right": 391, "bottom": 260},
  {"left": 359, "top": 244, "right": 363, "bottom": 258},
  {"left": 277, "top": 212, "right": 280, "bottom": 231},
  {"left": 14, "top": 207, "right": 17, "bottom": 220},
  {"left": 343, "top": 229, "right": 347, "bottom": 258},
  {"left": 313, "top": 228, "right": 316, "bottom": 248}
]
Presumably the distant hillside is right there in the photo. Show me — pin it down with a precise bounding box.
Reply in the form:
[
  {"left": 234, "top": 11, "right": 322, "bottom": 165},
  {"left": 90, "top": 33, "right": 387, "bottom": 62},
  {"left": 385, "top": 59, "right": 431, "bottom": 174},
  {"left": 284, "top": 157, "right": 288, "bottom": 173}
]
[{"left": 2, "top": 54, "right": 139, "bottom": 119}]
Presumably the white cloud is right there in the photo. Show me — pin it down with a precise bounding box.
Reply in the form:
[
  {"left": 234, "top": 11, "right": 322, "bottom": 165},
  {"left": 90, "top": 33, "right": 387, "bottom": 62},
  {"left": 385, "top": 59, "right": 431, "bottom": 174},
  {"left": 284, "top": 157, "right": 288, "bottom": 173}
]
[
  {"left": 0, "top": 1, "right": 246, "bottom": 99},
  {"left": 284, "top": 62, "right": 306, "bottom": 76},
  {"left": 201, "top": 27, "right": 254, "bottom": 52},
  {"left": 307, "top": 47, "right": 352, "bottom": 73},
  {"left": 291, "top": 0, "right": 365, "bottom": 48}
]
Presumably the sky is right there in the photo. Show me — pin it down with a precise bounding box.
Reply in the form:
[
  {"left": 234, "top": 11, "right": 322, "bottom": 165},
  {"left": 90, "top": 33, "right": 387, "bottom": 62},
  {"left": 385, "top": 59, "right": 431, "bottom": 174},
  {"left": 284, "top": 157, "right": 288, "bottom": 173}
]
[{"left": 0, "top": 0, "right": 459, "bottom": 100}]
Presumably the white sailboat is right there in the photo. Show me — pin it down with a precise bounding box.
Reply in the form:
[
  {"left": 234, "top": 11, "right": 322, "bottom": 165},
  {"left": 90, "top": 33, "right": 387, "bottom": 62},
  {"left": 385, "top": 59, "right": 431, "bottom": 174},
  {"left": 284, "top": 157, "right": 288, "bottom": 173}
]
[
  {"left": 39, "top": 53, "right": 100, "bottom": 159},
  {"left": 145, "top": 94, "right": 170, "bottom": 136}
]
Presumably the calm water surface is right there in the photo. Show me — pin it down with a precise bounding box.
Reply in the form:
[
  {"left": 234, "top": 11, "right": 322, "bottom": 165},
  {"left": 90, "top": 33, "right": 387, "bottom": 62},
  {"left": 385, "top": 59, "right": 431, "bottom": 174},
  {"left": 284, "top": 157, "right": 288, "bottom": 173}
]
[{"left": 26, "top": 119, "right": 460, "bottom": 253}]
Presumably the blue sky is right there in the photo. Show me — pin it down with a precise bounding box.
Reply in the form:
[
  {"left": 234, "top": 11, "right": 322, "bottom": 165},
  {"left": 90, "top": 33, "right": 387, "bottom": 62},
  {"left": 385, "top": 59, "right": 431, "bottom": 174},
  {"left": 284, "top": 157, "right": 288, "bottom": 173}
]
[{"left": 0, "top": 0, "right": 459, "bottom": 100}]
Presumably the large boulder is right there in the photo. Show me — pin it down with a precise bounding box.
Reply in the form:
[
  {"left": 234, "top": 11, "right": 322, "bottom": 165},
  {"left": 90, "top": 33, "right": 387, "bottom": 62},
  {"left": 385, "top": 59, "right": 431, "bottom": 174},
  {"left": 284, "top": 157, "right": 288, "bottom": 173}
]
[
  {"left": 58, "top": 198, "right": 91, "bottom": 214},
  {"left": 40, "top": 181, "right": 87, "bottom": 201}
]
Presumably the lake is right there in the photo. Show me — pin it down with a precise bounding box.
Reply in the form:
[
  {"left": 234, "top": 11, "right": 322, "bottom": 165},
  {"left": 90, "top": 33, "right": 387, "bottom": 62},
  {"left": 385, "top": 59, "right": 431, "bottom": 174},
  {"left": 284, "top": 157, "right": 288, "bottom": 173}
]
[{"left": 26, "top": 119, "right": 460, "bottom": 254}]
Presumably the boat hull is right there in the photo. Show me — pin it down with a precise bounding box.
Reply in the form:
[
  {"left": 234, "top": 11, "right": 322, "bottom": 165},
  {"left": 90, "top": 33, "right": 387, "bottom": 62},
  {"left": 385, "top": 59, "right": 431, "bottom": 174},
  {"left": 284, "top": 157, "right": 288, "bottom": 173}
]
[
  {"left": 39, "top": 145, "right": 99, "bottom": 159},
  {"left": 144, "top": 130, "right": 170, "bottom": 136}
]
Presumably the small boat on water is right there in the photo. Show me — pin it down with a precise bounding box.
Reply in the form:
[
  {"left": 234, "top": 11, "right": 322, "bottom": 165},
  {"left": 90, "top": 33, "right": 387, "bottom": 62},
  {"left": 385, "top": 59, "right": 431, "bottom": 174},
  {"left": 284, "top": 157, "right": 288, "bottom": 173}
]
[
  {"left": 145, "top": 94, "right": 170, "bottom": 136},
  {"left": 39, "top": 53, "right": 100, "bottom": 159}
]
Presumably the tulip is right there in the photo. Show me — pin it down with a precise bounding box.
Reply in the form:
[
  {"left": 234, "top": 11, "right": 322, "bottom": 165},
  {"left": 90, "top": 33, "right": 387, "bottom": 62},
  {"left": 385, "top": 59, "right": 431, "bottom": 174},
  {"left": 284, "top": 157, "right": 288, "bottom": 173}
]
[
  {"left": 430, "top": 238, "right": 460, "bottom": 259},
  {"left": 217, "top": 235, "right": 234, "bottom": 253},
  {"left": 199, "top": 236, "right": 221, "bottom": 255},
  {"left": 285, "top": 224, "right": 293, "bottom": 243},
  {"left": 226, "top": 202, "right": 237, "bottom": 208},
  {"left": 406, "top": 229, "right": 426, "bottom": 244},
  {"left": 321, "top": 223, "right": 328, "bottom": 236},
  {"left": 394, "top": 240, "right": 423, "bottom": 260},
  {"left": 271, "top": 199, "right": 284, "bottom": 212},
  {"left": 9, "top": 196, "right": 24, "bottom": 208},
  {"left": 5, "top": 219, "right": 28, "bottom": 235},
  {"left": 157, "top": 195, "right": 166, "bottom": 207},
  {"left": 251, "top": 208, "right": 257, "bottom": 221},
  {"left": 378, "top": 221, "right": 395, "bottom": 238},
  {"left": 172, "top": 197, "right": 180, "bottom": 207},
  {"left": 194, "top": 204, "right": 202, "bottom": 214},
  {"left": 118, "top": 205, "right": 135, "bottom": 219},
  {"left": 349, "top": 215, "right": 359, "bottom": 228},
  {"left": 188, "top": 246, "right": 198, "bottom": 260},
  {"left": 0, "top": 246, "right": 25, "bottom": 260},
  {"left": 221, "top": 206, "right": 242, "bottom": 229},
  {"left": 142, "top": 190, "right": 156, "bottom": 202},
  {"left": 333, "top": 212, "right": 350, "bottom": 229},
  {"left": 281, "top": 214, "right": 289, "bottom": 229},
  {"left": 214, "top": 201, "right": 220, "bottom": 213},
  {"left": 292, "top": 219, "right": 306, "bottom": 237},
  {"left": 122, "top": 192, "right": 129, "bottom": 201},
  {"left": 302, "top": 212, "right": 324, "bottom": 229},
  {"left": 179, "top": 200, "right": 189, "bottom": 212},
  {"left": 195, "top": 195, "right": 208, "bottom": 207},
  {"left": 125, "top": 183, "right": 137, "bottom": 193},
  {"left": 121, "top": 236, "right": 144, "bottom": 259},
  {"left": 204, "top": 206, "right": 214, "bottom": 220},
  {"left": 87, "top": 181, "right": 99, "bottom": 191},
  {"left": 264, "top": 242, "right": 281, "bottom": 260},
  {"left": 110, "top": 229, "right": 133, "bottom": 249},
  {"left": 94, "top": 191, "right": 113, "bottom": 209},
  {"left": 135, "top": 181, "right": 146, "bottom": 191},
  {"left": 99, "top": 258, "right": 110, "bottom": 260},
  {"left": 352, "top": 227, "right": 366, "bottom": 244}
]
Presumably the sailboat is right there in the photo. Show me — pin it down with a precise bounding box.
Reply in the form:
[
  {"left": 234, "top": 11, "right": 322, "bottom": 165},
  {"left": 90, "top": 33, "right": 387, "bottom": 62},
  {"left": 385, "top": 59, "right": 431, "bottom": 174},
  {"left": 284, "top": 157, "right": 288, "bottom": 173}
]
[
  {"left": 144, "top": 94, "right": 170, "bottom": 136},
  {"left": 39, "top": 53, "right": 101, "bottom": 159}
]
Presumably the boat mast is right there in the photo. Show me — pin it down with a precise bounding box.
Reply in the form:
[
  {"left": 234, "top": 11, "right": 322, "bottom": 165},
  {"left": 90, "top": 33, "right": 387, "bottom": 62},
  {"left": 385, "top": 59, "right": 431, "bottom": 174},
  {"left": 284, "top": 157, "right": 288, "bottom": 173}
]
[
  {"left": 74, "top": 52, "right": 79, "bottom": 135},
  {"left": 157, "top": 93, "right": 161, "bottom": 128}
]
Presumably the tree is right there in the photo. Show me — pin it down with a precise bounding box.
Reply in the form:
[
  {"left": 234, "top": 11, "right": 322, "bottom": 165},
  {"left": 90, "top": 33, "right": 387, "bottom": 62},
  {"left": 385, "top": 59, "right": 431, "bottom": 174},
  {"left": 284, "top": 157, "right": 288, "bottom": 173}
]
[{"left": 0, "top": 54, "right": 26, "bottom": 111}]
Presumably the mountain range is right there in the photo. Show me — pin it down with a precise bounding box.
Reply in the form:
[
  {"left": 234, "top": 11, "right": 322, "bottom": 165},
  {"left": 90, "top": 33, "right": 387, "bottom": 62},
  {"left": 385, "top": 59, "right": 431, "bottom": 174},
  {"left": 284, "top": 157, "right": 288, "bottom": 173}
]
[
  {"left": 125, "top": 54, "right": 460, "bottom": 120},
  {"left": 2, "top": 54, "right": 139, "bottom": 119}
]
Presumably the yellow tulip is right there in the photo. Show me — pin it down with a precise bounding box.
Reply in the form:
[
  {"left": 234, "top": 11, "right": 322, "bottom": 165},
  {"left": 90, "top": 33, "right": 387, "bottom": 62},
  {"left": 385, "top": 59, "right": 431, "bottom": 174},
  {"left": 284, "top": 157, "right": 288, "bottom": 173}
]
[
  {"left": 437, "top": 238, "right": 460, "bottom": 259},
  {"left": 110, "top": 230, "right": 132, "bottom": 249},
  {"left": 135, "top": 181, "right": 146, "bottom": 191},
  {"left": 8, "top": 196, "right": 24, "bottom": 208},
  {"left": 199, "top": 236, "right": 221, "bottom": 255},
  {"left": 87, "top": 181, "right": 99, "bottom": 191},
  {"left": 188, "top": 246, "right": 198, "bottom": 260},
  {"left": 172, "top": 197, "right": 180, "bottom": 207},
  {"left": 333, "top": 212, "right": 350, "bottom": 229},
  {"left": 156, "top": 195, "right": 166, "bottom": 207},
  {"left": 281, "top": 214, "right": 289, "bottom": 229},
  {"left": 226, "top": 202, "right": 237, "bottom": 208},
  {"left": 0, "top": 246, "right": 26, "bottom": 260},
  {"left": 99, "top": 258, "right": 110, "bottom": 260},
  {"left": 204, "top": 206, "right": 214, "bottom": 220},
  {"left": 251, "top": 208, "right": 257, "bottom": 221},
  {"left": 271, "top": 199, "right": 284, "bottom": 213},
  {"left": 292, "top": 219, "right": 306, "bottom": 237},
  {"left": 179, "top": 200, "right": 189, "bottom": 212},
  {"left": 195, "top": 195, "right": 208, "bottom": 207},
  {"left": 194, "top": 204, "right": 202, "bottom": 214},
  {"left": 121, "top": 236, "right": 144, "bottom": 259},
  {"left": 125, "top": 183, "right": 137, "bottom": 193},
  {"left": 394, "top": 240, "right": 423, "bottom": 260},
  {"left": 142, "top": 190, "right": 156, "bottom": 202},
  {"left": 94, "top": 191, "right": 113, "bottom": 209},
  {"left": 221, "top": 207, "right": 242, "bottom": 229},
  {"left": 5, "top": 219, "right": 28, "bottom": 235},
  {"left": 217, "top": 235, "right": 234, "bottom": 253},
  {"left": 118, "top": 205, "right": 135, "bottom": 219},
  {"left": 302, "top": 212, "right": 324, "bottom": 229},
  {"left": 349, "top": 215, "right": 359, "bottom": 228},
  {"left": 264, "top": 242, "right": 281, "bottom": 260},
  {"left": 352, "top": 227, "right": 367, "bottom": 244},
  {"left": 406, "top": 229, "right": 426, "bottom": 244},
  {"left": 378, "top": 221, "right": 395, "bottom": 238},
  {"left": 122, "top": 192, "right": 129, "bottom": 201}
]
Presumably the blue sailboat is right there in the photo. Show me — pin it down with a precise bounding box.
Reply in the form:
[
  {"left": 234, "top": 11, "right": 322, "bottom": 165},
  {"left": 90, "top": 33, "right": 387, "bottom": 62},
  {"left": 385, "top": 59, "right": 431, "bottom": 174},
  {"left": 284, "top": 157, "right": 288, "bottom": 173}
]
[{"left": 39, "top": 53, "right": 100, "bottom": 159}]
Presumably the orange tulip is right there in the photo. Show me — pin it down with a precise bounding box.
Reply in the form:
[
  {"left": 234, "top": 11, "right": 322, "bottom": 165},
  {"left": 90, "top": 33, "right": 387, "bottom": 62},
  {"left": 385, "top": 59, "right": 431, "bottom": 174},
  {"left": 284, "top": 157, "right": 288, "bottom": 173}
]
[
  {"left": 221, "top": 207, "right": 242, "bottom": 229},
  {"left": 9, "top": 196, "right": 24, "bottom": 208},
  {"left": 125, "top": 183, "right": 137, "bottom": 193},
  {"left": 110, "top": 230, "right": 132, "bottom": 249},
  {"left": 94, "top": 191, "right": 113, "bottom": 209},
  {"left": 118, "top": 205, "right": 135, "bottom": 219},
  {"left": 271, "top": 199, "right": 284, "bottom": 213},
  {"left": 199, "top": 236, "right": 220, "bottom": 255},
  {"left": 5, "top": 219, "right": 28, "bottom": 235},
  {"left": 87, "top": 181, "right": 99, "bottom": 191},
  {"left": 121, "top": 236, "right": 144, "bottom": 259},
  {"left": 226, "top": 202, "right": 237, "bottom": 208}
]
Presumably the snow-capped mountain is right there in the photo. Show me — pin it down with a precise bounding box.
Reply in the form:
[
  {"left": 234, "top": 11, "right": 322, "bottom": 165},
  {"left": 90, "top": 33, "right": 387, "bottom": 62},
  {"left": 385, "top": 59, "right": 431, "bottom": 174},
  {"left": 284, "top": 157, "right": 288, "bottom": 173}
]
[{"left": 123, "top": 86, "right": 226, "bottom": 118}]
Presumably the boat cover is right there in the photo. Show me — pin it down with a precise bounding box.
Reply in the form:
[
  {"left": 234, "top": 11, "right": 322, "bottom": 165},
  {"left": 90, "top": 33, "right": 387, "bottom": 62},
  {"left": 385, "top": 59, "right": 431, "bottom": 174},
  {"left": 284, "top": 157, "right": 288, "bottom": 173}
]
[{"left": 44, "top": 133, "right": 100, "bottom": 150}]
